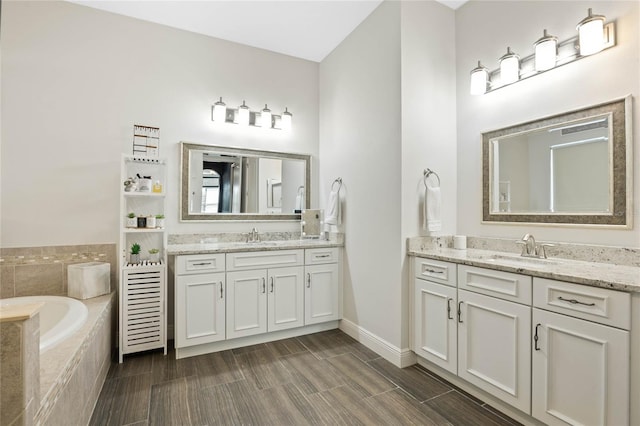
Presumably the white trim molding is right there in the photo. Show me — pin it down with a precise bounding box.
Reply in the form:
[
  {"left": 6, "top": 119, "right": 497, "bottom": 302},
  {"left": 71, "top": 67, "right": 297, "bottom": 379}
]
[{"left": 339, "top": 318, "right": 416, "bottom": 368}]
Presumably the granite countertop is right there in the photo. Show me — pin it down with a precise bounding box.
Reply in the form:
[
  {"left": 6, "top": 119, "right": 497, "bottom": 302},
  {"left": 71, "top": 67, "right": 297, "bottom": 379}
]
[
  {"left": 409, "top": 247, "right": 640, "bottom": 293},
  {"left": 167, "top": 239, "right": 343, "bottom": 255}
]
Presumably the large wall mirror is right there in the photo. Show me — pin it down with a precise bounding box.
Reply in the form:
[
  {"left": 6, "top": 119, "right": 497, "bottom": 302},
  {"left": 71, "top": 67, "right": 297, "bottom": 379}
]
[
  {"left": 482, "top": 96, "right": 632, "bottom": 227},
  {"left": 181, "top": 142, "right": 311, "bottom": 221}
]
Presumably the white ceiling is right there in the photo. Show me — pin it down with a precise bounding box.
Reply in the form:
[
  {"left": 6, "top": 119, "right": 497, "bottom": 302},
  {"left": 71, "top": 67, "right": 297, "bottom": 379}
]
[{"left": 68, "top": 0, "right": 466, "bottom": 63}]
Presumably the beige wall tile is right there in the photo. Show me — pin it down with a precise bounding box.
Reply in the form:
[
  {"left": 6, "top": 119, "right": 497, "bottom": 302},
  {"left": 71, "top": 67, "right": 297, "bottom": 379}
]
[
  {"left": 15, "top": 263, "right": 64, "bottom": 296},
  {"left": 1, "top": 266, "right": 16, "bottom": 298}
]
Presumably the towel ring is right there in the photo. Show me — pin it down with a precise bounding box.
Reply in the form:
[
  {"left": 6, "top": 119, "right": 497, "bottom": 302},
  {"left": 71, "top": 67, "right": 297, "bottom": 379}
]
[
  {"left": 332, "top": 177, "right": 343, "bottom": 192},
  {"left": 423, "top": 169, "right": 440, "bottom": 188}
]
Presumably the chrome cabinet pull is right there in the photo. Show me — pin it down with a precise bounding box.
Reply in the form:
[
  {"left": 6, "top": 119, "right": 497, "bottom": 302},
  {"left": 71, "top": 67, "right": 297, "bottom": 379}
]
[
  {"left": 457, "top": 301, "right": 464, "bottom": 323},
  {"left": 534, "top": 323, "right": 541, "bottom": 350},
  {"left": 424, "top": 268, "right": 444, "bottom": 274},
  {"left": 192, "top": 262, "right": 212, "bottom": 266},
  {"left": 306, "top": 273, "right": 311, "bottom": 288},
  {"left": 447, "top": 298, "right": 453, "bottom": 320},
  {"left": 262, "top": 278, "right": 266, "bottom": 293},
  {"left": 316, "top": 254, "right": 330, "bottom": 258},
  {"left": 220, "top": 282, "right": 224, "bottom": 299},
  {"left": 558, "top": 296, "right": 595, "bottom": 306},
  {"left": 270, "top": 277, "right": 274, "bottom": 293}
]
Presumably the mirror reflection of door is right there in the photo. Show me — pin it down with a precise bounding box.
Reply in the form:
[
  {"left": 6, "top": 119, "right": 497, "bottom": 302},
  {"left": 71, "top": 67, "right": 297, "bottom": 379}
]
[{"left": 202, "top": 158, "right": 241, "bottom": 213}]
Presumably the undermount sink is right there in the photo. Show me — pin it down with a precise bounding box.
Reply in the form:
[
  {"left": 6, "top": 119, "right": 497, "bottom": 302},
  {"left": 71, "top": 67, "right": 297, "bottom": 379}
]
[{"left": 478, "top": 254, "right": 559, "bottom": 267}]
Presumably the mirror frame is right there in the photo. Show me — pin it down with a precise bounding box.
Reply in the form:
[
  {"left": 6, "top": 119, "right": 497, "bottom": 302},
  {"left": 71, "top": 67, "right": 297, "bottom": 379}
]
[
  {"left": 482, "top": 96, "right": 632, "bottom": 228},
  {"left": 180, "top": 142, "right": 311, "bottom": 221}
]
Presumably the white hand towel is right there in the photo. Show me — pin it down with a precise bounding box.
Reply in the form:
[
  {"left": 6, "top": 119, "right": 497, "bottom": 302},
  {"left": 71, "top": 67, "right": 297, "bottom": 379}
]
[
  {"left": 325, "top": 190, "right": 341, "bottom": 225},
  {"left": 423, "top": 185, "right": 441, "bottom": 232}
]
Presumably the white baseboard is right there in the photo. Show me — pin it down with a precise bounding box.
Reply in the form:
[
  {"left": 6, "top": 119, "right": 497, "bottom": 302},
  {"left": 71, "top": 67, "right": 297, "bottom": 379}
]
[{"left": 339, "top": 318, "right": 416, "bottom": 368}]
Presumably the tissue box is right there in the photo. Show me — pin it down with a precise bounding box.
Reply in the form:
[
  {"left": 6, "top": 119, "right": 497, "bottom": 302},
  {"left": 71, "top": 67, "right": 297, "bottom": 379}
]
[{"left": 68, "top": 262, "right": 110, "bottom": 300}]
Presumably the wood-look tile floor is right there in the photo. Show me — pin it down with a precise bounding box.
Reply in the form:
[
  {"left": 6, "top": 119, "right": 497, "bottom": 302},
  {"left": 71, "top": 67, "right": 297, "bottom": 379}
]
[{"left": 90, "top": 330, "right": 521, "bottom": 426}]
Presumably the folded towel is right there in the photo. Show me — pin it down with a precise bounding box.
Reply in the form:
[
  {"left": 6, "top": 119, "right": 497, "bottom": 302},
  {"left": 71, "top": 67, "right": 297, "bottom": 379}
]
[
  {"left": 423, "top": 185, "right": 441, "bottom": 232},
  {"left": 325, "top": 189, "right": 341, "bottom": 225}
]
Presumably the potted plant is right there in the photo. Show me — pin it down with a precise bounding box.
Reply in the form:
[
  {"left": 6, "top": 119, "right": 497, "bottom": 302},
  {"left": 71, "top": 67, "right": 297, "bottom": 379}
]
[
  {"left": 126, "top": 212, "right": 137, "bottom": 228},
  {"left": 130, "top": 243, "right": 141, "bottom": 264},
  {"left": 148, "top": 248, "right": 160, "bottom": 263},
  {"left": 155, "top": 214, "right": 165, "bottom": 229}
]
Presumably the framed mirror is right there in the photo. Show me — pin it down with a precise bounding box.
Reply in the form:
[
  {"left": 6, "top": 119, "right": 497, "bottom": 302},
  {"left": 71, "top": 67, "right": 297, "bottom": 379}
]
[
  {"left": 482, "top": 96, "right": 632, "bottom": 227},
  {"left": 181, "top": 142, "right": 311, "bottom": 221}
]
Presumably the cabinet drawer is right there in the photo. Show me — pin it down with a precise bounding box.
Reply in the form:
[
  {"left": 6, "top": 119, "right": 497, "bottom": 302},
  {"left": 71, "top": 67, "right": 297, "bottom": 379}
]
[
  {"left": 458, "top": 265, "right": 531, "bottom": 304},
  {"left": 413, "top": 257, "right": 456, "bottom": 287},
  {"left": 533, "top": 277, "right": 631, "bottom": 329},
  {"left": 305, "top": 248, "right": 339, "bottom": 264},
  {"left": 227, "top": 250, "right": 303, "bottom": 271},
  {"left": 177, "top": 254, "right": 225, "bottom": 275}
]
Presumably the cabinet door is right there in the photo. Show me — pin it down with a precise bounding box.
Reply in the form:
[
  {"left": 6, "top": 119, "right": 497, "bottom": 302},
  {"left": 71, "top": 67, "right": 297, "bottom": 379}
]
[
  {"left": 304, "top": 263, "right": 340, "bottom": 325},
  {"left": 267, "top": 266, "right": 304, "bottom": 332},
  {"left": 175, "top": 272, "right": 225, "bottom": 348},
  {"left": 458, "top": 289, "right": 531, "bottom": 414},
  {"left": 226, "top": 270, "right": 267, "bottom": 339},
  {"left": 532, "top": 308, "right": 629, "bottom": 426},
  {"left": 414, "top": 279, "right": 457, "bottom": 374}
]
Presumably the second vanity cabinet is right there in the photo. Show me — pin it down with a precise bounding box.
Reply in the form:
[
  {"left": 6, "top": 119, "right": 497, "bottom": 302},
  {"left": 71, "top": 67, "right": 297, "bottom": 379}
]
[
  {"left": 531, "top": 277, "right": 630, "bottom": 426},
  {"left": 412, "top": 256, "right": 632, "bottom": 425}
]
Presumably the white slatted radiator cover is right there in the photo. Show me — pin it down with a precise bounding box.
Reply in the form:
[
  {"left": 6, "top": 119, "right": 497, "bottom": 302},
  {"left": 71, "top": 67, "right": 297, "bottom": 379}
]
[{"left": 122, "top": 266, "right": 166, "bottom": 354}]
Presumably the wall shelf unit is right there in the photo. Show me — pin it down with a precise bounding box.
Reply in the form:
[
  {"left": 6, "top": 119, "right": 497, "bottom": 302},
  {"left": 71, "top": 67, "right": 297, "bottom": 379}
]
[{"left": 118, "top": 155, "right": 168, "bottom": 363}]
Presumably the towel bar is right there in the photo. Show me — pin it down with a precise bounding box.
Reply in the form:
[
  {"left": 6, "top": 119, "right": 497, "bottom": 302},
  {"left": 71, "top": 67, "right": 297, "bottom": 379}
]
[
  {"left": 332, "top": 177, "right": 343, "bottom": 192},
  {"left": 423, "top": 169, "right": 440, "bottom": 188}
]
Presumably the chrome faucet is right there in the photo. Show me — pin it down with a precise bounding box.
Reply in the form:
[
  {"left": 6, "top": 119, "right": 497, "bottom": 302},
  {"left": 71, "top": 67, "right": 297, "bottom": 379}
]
[
  {"left": 247, "top": 227, "right": 260, "bottom": 243},
  {"left": 516, "top": 233, "right": 554, "bottom": 259}
]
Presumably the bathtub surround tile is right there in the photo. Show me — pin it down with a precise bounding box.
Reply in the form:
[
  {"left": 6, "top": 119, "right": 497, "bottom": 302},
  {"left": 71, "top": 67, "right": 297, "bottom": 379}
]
[
  {"left": 35, "top": 293, "right": 114, "bottom": 425},
  {"left": 1, "top": 265, "right": 15, "bottom": 298},
  {"left": 15, "top": 263, "right": 64, "bottom": 296},
  {"left": 0, "top": 244, "right": 117, "bottom": 298},
  {"left": 0, "top": 313, "right": 40, "bottom": 426}
]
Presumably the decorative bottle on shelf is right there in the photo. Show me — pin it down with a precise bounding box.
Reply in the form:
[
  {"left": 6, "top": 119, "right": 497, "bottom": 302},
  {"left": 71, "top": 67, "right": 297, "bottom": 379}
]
[{"left": 152, "top": 180, "right": 162, "bottom": 193}]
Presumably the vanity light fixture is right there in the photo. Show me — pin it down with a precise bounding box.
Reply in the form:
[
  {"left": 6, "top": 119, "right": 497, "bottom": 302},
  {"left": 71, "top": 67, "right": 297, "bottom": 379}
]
[
  {"left": 499, "top": 47, "right": 520, "bottom": 84},
  {"left": 261, "top": 104, "right": 272, "bottom": 129},
  {"left": 212, "top": 97, "right": 227, "bottom": 123},
  {"left": 470, "top": 8, "right": 615, "bottom": 95},
  {"left": 534, "top": 30, "right": 558, "bottom": 71},
  {"left": 210, "top": 98, "right": 293, "bottom": 131},
  {"left": 470, "top": 61, "right": 490, "bottom": 95},
  {"left": 281, "top": 108, "right": 292, "bottom": 132},
  {"left": 577, "top": 8, "right": 605, "bottom": 56},
  {"left": 237, "top": 101, "right": 250, "bottom": 126}
]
